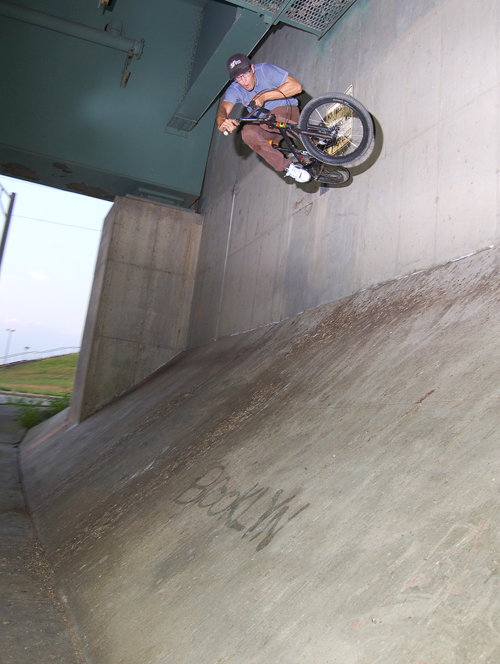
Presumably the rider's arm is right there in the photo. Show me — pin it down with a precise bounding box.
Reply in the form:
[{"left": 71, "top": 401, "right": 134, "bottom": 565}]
[
  {"left": 216, "top": 101, "right": 238, "bottom": 134},
  {"left": 252, "top": 75, "right": 302, "bottom": 107}
]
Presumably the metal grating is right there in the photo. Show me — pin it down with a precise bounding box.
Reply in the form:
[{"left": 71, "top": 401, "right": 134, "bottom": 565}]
[
  {"left": 222, "top": 0, "right": 357, "bottom": 37},
  {"left": 282, "top": 0, "right": 356, "bottom": 34}
]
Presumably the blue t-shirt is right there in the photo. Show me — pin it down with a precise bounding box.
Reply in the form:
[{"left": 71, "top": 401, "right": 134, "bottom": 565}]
[{"left": 223, "top": 62, "right": 299, "bottom": 112}]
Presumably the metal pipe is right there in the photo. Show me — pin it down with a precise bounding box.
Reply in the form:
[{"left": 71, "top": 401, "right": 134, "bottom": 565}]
[{"left": 0, "top": 0, "right": 144, "bottom": 58}]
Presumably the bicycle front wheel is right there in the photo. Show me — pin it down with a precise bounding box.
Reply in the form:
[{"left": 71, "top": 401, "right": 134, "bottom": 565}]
[{"left": 298, "top": 93, "right": 374, "bottom": 167}]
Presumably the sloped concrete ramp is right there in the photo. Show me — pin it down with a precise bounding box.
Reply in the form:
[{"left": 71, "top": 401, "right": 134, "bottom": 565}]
[{"left": 21, "top": 247, "right": 500, "bottom": 664}]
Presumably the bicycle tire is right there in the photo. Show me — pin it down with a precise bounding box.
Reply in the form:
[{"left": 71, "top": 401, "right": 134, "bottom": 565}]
[
  {"left": 309, "top": 163, "right": 350, "bottom": 184},
  {"left": 298, "top": 93, "right": 375, "bottom": 167}
]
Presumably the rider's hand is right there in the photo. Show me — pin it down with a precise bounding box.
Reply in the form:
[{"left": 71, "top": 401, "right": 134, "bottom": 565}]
[
  {"left": 218, "top": 118, "right": 238, "bottom": 134},
  {"left": 251, "top": 93, "right": 267, "bottom": 108}
]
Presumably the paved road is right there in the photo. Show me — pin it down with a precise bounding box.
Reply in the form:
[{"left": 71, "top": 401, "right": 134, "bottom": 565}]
[{"left": 0, "top": 405, "right": 80, "bottom": 664}]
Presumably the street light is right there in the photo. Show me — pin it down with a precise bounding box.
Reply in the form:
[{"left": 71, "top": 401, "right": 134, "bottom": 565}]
[{"left": 3, "top": 329, "right": 15, "bottom": 364}]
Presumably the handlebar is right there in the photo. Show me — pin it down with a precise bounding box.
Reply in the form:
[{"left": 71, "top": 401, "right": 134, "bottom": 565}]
[{"left": 222, "top": 102, "right": 271, "bottom": 135}]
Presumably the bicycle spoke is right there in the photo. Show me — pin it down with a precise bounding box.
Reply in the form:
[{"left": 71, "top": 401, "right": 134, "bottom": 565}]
[
  {"left": 298, "top": 93, "right": 374, "bottom": 166},
  {"left": 313, "top": 106, "right": 330, "bottom": 126},
  {"left": 339, "top": 134, "right": 359, "bottom": 149}
]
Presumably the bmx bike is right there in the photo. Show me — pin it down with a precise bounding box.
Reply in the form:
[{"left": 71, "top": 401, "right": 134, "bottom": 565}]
[{"left": 225, "top": 93, "right": 375, "bottom": 185}]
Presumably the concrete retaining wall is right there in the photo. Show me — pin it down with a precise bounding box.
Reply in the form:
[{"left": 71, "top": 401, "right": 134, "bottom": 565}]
[
  {"left": 71, "top": 196, "right": 203, "bottom": 421},
  {"left": 188, "top": 0, "right": 500, "bottom": 347}
]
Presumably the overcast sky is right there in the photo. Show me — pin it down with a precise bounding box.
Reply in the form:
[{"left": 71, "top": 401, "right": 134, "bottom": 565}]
[{"left": 0, "top": 175, "right": 113, "bottom": 363}]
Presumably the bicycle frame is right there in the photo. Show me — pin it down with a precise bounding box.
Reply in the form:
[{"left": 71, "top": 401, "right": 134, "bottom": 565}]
[{"left": 236, "top": 107, "right": 316, "bottom": 166}]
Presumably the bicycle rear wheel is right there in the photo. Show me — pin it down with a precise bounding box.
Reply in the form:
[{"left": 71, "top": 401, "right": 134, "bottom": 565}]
[
  {"left": 309, "top": 163, "right": 350, "bottom": 184},
  {"left": 298, "top": 93, "right": 374, "bottom": 167}
]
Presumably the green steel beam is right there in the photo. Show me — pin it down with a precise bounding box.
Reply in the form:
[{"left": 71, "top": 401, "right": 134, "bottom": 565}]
[
  {"left": 167, "top": 8, "right": 269, "bottom": 133},
  {"left": 213, "top": 0, "right": 275, "bottom": 22}
]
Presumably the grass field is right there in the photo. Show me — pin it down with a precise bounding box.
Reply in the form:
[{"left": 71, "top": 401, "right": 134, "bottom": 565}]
[{"left": 0, "top": 354, "right": 78, "bottom": 396}]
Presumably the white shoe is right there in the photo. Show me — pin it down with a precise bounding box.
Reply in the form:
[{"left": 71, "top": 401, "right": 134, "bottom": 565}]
[{"left": 285, "top": 162, "right": 311, "bottom": 183}]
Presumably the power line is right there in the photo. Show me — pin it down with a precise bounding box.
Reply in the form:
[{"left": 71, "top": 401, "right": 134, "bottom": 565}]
[
  {"left": 0, "top": 181, "right": 11, "bottom": 197},
  {"left": 0, "top": 181, "right": 12, "bottom": 216},
  {"left": 12, "top": 214, "right": 102, "bottom": 232},
  {"left": 1, "top": 345, "right": 81, "bottom": 366}
]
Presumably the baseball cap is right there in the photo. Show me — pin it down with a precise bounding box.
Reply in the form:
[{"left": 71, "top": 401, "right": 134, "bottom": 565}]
[{"left": 227, "top": 53, "right": 251, "bottom": 80}]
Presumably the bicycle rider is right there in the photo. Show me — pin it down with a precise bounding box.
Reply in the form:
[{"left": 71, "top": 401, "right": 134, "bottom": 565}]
[{"left": 216, "top": 53, "right": 311, "bottom": 184}]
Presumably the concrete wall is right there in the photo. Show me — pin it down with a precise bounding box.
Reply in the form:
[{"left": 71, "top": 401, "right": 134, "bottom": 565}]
[
  {"left": 71, "top": 196, "right": 202, "bottom": 422},
  {"left": 189, "top": 0, "right": 500, "bottom": 347}
]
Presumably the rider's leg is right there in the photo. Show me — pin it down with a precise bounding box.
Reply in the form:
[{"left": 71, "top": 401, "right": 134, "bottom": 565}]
[
  {"left": 241, "top": 105, "right": 299, "bottom": 171},
  {"left": 242, "top": 124, "right": 288, "bottom": 170}
]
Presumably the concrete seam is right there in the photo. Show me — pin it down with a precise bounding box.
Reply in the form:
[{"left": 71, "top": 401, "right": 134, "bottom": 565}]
[
  {"left": 496, "top": 4, "right": 500, "bottom": 244},
  {"left": 215, "top": 185, "right": 237, "bottom": 340},
  {"left": 134, "top": 211, "right": 161, "bottom": 384},
  {"left": 381, "top": 82, "right": 500, "bottom": 164},
  {"left": 433, "top": 18, "right": 444, "bottom": 265},
  {"left": 95, "top": 334, "right": 177, "bottom": 352},
  {"left": 174, "top": 225, "right": 199, "bottom": 350}
]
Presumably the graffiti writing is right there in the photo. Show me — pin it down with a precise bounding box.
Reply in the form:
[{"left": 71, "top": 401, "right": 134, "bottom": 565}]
[{"left": 174, "top": 466, "right": 310, "bottom": 552}]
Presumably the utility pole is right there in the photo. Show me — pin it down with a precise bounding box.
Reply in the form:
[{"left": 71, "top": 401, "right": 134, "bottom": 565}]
[{"left": 0, "top": 190, "right": 16, "bottom": 279}]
